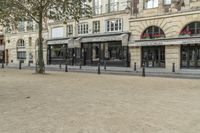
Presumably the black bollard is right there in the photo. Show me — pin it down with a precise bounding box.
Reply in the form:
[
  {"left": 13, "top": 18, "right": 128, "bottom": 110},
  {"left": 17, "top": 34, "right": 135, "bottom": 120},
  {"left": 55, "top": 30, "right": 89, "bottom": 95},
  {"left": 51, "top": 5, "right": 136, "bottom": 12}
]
[
  {"left": 98, "top": 63, "right": 101, "bottom": 75},
  {"left": 28, "top": 61, "right": 30, "bottom": 67},
  {"left": 172, "top": 63, "right": 175, "bottom": 73},
  {"left": 80, "top": 60, "right": 82, "bottom": 69},
  {"left": 134, "top": 62, "right": 136, "bottom": 71},
  {"left": 19, "top": 61, "right": 22, "bottom": 70},
  {"left": 59, "top": 63, "right": 62, "bottom": 69},
  {"left": 65, "top": 63, "right": 68, "bottom": 72},
  {"left": 2, "top": 61, "right": 4, "bottom": 68},
  {"left": 104, "top": 61, "right": 106, "bottom": 71},
  {"left": 142, "top": 63, "right": 145, "bottom": 77}
]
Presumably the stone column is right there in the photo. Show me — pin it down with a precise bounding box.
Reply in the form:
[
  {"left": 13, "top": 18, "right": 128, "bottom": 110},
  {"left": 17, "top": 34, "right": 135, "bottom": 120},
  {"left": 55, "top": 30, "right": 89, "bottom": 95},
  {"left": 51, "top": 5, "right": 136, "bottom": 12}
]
[{"left": 165, "top": 45, "right": 181, "bottom": 70}]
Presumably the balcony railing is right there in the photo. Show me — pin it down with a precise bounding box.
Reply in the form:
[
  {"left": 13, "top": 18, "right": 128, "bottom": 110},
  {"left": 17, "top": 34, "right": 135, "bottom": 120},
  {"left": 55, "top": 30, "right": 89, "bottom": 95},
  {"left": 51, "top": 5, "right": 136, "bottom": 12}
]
[{"left": 106, "top": 2, "right": 119, "bottom": 13}]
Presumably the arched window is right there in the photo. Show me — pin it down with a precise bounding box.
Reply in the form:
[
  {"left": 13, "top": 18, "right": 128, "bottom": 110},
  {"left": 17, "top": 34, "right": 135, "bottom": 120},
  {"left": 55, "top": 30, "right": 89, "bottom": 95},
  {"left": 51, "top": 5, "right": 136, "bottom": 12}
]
[
  {"left": 141, "top": 26, "right": 165, "bottom": 39},
  {"left": 180, "top": 22, "right": 200, "bottom": 36},
  {"left": 17, "top": 39, "right": 25, "bottom": 48}
]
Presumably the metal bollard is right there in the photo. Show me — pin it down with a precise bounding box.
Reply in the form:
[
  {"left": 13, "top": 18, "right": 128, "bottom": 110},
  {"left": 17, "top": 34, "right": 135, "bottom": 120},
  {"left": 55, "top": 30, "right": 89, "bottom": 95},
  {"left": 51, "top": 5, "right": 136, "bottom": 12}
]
[
  {"left": 134, "top": 62, "right": 136, "bottom": 71},
  {"left": 2, "top": 61, "right": 4, "bottom": 68},
  {"left": 28, "top": 61, "right": 30, "bottom": 67},
  {"left": 80, "top": 61, "right": 82, "bottom": 69},
  {"left": 19, "top": 61, "right": 22, "bottom": 70},
  {"left": 59, "top": 63, "right": 62, "bottom": 69},
  {"left": 104, "top": 61, "right": 106, "bottom": 71},
  {"left": 172, "top": 63, "right": 175, "bottom": 73},
  {"left": 98, "top": 63, "right": 101, "bottom": 74},
  {"left": 65, "top": 63, "right": 68, "bottom": 72},
  {"left": 142, "top": 66, "right": 145, "bottom": 77}
]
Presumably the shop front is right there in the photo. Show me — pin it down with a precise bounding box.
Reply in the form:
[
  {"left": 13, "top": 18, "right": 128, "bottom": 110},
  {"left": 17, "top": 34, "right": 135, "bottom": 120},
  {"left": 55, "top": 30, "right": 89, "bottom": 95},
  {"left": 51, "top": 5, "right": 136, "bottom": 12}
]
[
  {"left": 131, "top": 36, "right": 200, "bottom": 70},
  {"left": 47, "top": 38, "right": 76, "bottom": 65},
  {"left": 181, "top": 44, "right": 200, "bottom": 69},
  {"left": 47, "top": 32, "right": 130, "bottom": 67},
  {"left": 142, "top": 46, "right": 165, "bottom": 68},
  {"left": 79, "top": 33, "right": 130, "bottom": 67}
]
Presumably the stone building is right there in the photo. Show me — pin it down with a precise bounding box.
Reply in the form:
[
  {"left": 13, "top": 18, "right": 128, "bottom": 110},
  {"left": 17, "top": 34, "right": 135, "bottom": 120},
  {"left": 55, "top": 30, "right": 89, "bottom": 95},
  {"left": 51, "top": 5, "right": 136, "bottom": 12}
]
[
  {"left": 4, "top": 21, "right": 48, "bottom": 65},
  {"left": 47, "top": 0, "right": 131, "bottom": 67},
  {"left": 129, "top": 0, "right": 200, "bottom": 70},
  {"left": 0, "top": 33, "right": 5, "bottom": 63},
  {"left": 4, "top": 0, "right": 200, "bottom": 70}
]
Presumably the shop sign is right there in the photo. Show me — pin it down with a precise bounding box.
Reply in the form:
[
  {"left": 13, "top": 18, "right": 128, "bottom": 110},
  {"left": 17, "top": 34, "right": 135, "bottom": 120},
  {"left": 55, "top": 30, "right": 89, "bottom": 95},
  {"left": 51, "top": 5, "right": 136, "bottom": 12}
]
[
  {"left": 47, "top": 39, "right": 70, "bottom": 45},
  {"left": 131, "top": 38, "right": 200, "bottom": 47}
]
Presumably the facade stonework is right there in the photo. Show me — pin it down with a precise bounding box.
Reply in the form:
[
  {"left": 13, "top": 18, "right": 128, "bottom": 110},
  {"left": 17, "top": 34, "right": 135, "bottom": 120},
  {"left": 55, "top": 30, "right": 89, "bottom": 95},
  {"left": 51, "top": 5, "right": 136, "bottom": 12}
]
[
  {"left": 129, "top": 0, "right": 200, "bottom": 70},
  {"left": 3, "top": 0, "right": 200, "bottom": 70},
  {"left": 5, "top": 32, "right": 48, "bottom": 64}
]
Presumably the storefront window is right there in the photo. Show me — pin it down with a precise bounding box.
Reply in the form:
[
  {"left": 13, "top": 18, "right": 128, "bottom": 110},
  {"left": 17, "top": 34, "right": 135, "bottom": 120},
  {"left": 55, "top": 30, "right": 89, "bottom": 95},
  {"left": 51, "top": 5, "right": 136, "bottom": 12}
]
[
  {"left": 51, "top": 45, "right": 65, "bottom": 59},
  {"left": 181, "top": 45, "right": 200, "bottom": 68},
  {"left": 142, "top": 46, "right": 165, "bottom": 68},
  {"left": 81, "top": 41, "right": 127, "bottom": 66},
  {"left": 141, "top": 26, "right": 165, "bottom": 39}
]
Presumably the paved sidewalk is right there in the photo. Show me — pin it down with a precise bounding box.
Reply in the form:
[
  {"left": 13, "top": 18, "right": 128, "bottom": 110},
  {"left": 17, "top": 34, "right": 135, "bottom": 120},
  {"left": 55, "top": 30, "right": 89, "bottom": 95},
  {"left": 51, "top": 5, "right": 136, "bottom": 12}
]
[{"left": 2, "top": 63, "right": 200, "bottom": 79}]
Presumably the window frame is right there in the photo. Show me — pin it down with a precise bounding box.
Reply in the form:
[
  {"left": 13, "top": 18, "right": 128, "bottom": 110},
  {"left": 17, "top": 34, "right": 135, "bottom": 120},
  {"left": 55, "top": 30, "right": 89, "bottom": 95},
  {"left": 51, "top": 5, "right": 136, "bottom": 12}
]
[{"left": 105, "top": 19, "right": 123, "bottom": 32}]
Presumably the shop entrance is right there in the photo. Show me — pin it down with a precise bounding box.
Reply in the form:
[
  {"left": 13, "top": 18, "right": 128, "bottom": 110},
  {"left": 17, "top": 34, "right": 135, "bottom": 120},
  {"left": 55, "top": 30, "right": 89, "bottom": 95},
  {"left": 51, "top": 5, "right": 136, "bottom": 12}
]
[
  {"left": 81, "top": 41, "right": 129, "bottom": 67},
  {"left": 181, "top": 44, "right": 200, "bottom": 68},
  {"left": 142, "top": 46, "right": 165, "bottom": 68}
]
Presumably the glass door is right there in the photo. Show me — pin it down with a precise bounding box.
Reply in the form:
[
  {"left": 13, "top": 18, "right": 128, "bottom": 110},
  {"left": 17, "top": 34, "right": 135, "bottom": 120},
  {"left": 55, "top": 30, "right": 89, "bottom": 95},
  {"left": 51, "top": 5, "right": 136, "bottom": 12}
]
[{"left": 142, "top": 46, "right": 165, "bottom": 68}]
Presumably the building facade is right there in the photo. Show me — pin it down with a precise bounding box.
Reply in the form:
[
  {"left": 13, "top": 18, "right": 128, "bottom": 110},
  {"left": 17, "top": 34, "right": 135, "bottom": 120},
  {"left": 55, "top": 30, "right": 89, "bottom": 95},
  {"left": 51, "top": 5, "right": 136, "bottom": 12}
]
[
  {"left": 47, "top": 0, "right": 131, "bottom": 67},
  {"left": 4, "top": 0, "right": 200, "bottom": 70},
  {"left": 4, "top": 21, "right": 48, "bottom": 64},
  {"left": 129, "top": 0, "right": 200, "bottom": 70}
]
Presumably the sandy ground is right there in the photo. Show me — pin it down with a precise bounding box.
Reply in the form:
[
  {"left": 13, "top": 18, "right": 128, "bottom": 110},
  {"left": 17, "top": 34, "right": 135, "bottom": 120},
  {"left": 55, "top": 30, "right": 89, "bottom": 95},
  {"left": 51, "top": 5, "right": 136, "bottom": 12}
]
[{"left": 0, "top": 69, "right": 200, "bottom": 133}]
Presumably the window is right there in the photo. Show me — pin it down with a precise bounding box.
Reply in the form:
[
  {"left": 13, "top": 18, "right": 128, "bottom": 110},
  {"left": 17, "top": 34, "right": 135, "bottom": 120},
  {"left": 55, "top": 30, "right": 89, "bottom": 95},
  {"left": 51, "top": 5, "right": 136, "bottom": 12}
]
[
  {"left": 67, "top": 25, "right": 73, "bottom": 37},
  {"left": 17, "top": 39, "right": 26, "bottom": 59},
  {"left": 144, "top": 0, "right": 158, "bottom": 9},
  {"left": 94, "top": 0, "right": 102, "bottom": 15},
  {"left": 93, "top": 21, "right": 100, "bottom": 33},
  {"left": 18, "top": 21, "right": 25, "bottom": 32},
  {"left": 17, "top": 39, "right": 25, "bottom": 48},
  {"left": 81, "top": 1, "right": 87, "bottom": 16},
  {"left": 17, "top": 51, "right": 26, "bottom": 59},
  {"left": 29, "top": 37, "right": 32, "bottom": 46},
  {"left": 27, "top": 20, "right": 33, "bottom": 31},
  {"left": 180, "top": 22, "right": 200, "bottom": 36},
  {"left": 141, "top": 26, "right": 165, "bottom": 39},
  {"left": 106, "top": 19, "right": 122, "bottom": 32},
  {"left": 164, "top": 0, "right": 171, "bottom": 5},
  {"left": 78, "top": 23, "right": 89, "bottom": 34},
  {"left": 52, "top": 27, "right": 64, "bottom": 38},
  {"left": 107, "top": 0, "right": 119, "bottom": 12}
]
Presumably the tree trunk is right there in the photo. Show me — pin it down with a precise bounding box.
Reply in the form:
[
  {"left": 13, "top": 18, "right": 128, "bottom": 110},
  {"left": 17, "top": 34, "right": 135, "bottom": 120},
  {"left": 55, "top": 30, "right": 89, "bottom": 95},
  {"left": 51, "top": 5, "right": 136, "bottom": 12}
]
[{"left": 36, "top": 9, "right": 45, "bottom": 74}]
